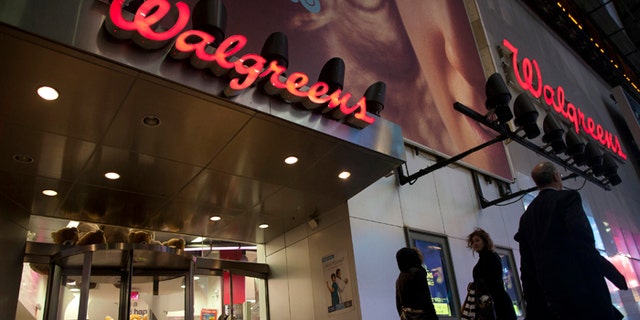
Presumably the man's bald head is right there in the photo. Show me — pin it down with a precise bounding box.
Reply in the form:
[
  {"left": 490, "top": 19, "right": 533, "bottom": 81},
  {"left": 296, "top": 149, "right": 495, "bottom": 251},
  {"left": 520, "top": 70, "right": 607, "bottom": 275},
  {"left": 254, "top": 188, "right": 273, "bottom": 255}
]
[{"left": 531, "top": 162, "right": 562, "bottom": 189}]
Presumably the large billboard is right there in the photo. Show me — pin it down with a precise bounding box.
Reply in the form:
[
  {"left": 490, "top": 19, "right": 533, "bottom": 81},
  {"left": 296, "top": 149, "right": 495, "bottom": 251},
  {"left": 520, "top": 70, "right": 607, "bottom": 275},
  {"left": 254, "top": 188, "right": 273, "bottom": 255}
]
[{"left": 222, "top": 0, "right": 513, "bottom": 180}]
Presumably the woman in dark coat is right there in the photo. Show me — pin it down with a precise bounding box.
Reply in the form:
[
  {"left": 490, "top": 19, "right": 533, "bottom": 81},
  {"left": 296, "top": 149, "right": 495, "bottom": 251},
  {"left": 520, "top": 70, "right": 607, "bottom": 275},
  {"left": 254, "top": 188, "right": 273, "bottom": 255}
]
[
  {"left": 395, "top": 247, "right": 438, "bottom": 320},
  {"left": 468, "top": 228, "right": 517, "bottom": 320}
]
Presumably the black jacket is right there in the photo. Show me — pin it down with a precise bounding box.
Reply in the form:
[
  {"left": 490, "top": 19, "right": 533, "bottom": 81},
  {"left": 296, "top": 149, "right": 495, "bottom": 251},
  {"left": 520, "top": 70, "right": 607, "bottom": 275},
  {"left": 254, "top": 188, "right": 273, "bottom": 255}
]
[
  {"left": 515, "top": 189, "right": 617, "bottom": 320},
  {"left": 395, "top": 267, "right": 438, "bottom": 320},
  {"left": 395, "top": 247, "right": 438, "bottom": 320},
  {"left": 473, "top": 250, "right": 517, "bottom": 320}
]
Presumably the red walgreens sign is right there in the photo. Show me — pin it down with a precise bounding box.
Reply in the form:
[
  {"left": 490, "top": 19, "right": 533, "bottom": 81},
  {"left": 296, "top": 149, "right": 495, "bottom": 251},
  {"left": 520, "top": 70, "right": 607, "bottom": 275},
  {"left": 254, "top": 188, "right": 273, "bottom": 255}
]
[
  {"left": 503, "top": 39, "right": 626, "bottom": 160},
  {"left": 104, "top": 0, "right": 376, "bottom": 128}
]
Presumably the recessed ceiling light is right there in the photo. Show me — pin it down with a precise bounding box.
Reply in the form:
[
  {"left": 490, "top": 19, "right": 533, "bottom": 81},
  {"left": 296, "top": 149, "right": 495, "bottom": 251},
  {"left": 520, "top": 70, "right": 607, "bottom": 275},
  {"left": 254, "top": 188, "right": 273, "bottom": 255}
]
[
  {"left": 258, "top": 224, "right": 269, "bottom": 229},
  {"left": 284, "top": 156, "right": 298, "bottom": 164},
  {"left": 42, "top": 189, "right": 58, "bottom": 197},
  {"left": 13, "top": 154, "right": 34, "bottom": 164},
  {"left": 37, "top": 86, "right": 59, "bottom": 101},
  {"left": 209, "top": 216, "right": 221, "bottom": 221},
  {"left": 142, "top": 115, "right": 161, "bottom": 127},
  {"left": 338, "top": 171, "right": 351, "bottom": 179},
  {"left": 104, "top": 172, "right": 120, "bottom": 180}
]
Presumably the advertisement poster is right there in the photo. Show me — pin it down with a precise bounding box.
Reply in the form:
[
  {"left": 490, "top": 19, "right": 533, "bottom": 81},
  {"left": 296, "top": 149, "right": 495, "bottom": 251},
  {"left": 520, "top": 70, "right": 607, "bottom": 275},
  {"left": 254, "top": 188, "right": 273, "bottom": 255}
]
[
  {"left": 222, "top": 0, "right": 513, "bottom": 181},
  {"left": 201, "top": 308, "right": 218, "bottom": 320},
  {"left": 414, "top": 240, "right": 452, "bottom": 316},
  {"left": 130, "top": 291, "right": 150, "bottom": 319},
  {"left": 322, "top": 252, "right": 353, "bottom": 316}
]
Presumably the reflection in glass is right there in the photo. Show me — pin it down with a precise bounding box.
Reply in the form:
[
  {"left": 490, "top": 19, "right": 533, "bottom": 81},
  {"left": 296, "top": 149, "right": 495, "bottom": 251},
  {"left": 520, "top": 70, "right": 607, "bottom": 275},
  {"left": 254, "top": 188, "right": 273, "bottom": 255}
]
[
  {"left": 194, "top": 271, "right": 264, "bottom": 320},
  {"left": 497, "top": 251, "right": 523, "bottom": 316}
]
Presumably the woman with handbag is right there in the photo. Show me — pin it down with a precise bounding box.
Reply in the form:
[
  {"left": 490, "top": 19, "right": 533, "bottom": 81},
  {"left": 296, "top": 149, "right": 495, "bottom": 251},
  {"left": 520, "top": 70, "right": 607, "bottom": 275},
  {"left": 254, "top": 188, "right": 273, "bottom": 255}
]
[
  {"left": 467, "top": 228, "right": 517, "bottom": 320},
  {"left": 395, "top": 247, "right": 438, "bottom": 320}
]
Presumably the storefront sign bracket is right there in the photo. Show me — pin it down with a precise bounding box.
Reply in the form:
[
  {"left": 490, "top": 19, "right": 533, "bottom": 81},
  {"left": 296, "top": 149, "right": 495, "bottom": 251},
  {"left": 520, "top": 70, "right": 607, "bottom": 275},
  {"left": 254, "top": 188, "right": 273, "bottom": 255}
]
[{"left": 397, "top": 102, "right": 614, "bottom": 194}]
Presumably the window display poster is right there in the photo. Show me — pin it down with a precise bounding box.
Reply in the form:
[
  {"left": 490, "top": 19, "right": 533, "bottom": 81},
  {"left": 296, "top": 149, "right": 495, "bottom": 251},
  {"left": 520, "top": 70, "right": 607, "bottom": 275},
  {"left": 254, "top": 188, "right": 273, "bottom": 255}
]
[
  {"left": 322, "top": 251, "right": 353, "bottom": 316},
  {"left": 201, "top": 308, "right": 217, "bottom": 320},
  {"left": 414, "top": 239, "right": 452, "bottom": 316},
  {"left": 130, "top": 292, "right": 149, "bottom": 319}
]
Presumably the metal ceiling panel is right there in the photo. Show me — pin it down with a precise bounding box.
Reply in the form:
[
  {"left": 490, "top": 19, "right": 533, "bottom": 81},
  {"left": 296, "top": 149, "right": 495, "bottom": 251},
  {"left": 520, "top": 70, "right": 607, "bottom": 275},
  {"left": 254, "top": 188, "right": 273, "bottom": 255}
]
[
  {"left": 102, "top": 75, "right": 254, "bottom": 167},
  {"left": 75, "top": 145, "right": 203, "bottom": 197},
  {"left": 0, "top": 31, "right": 137, "bottom": 143},
  {"left": 0, "top": 2, "right": 405, "bottom": 245},
  {"left": 0, "top": 171, "right": 71, "bottom": 216},
  {"left": 0, "top": 124, "right": 96, "bottom": 179},
  {"left": 207, "top": 115, "right": 338, "bottom": 188}
]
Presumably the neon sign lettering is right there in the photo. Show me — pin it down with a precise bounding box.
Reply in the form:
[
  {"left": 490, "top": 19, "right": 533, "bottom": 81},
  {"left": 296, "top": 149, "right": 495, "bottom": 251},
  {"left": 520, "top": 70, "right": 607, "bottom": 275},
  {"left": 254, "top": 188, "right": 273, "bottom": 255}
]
[
  {"left": 502, "top": 39, "right": 627, "bottom": 160},
  {"left": 105, "top": 0, "right": 375, "bottom": 128}
]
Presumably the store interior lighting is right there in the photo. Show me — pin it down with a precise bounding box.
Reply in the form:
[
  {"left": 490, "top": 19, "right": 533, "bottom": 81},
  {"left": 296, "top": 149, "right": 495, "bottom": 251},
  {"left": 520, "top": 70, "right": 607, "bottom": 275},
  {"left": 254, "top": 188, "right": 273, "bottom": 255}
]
[{"left": 397, "top": 72, "right": 622, "bottom": 207}]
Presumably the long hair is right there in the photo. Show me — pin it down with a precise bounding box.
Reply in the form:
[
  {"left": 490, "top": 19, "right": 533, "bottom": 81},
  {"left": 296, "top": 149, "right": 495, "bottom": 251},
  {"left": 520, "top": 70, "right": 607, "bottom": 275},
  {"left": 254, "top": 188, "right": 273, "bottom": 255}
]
[{"left": 466, "top": 228, "right": 495, "bottom": 252}]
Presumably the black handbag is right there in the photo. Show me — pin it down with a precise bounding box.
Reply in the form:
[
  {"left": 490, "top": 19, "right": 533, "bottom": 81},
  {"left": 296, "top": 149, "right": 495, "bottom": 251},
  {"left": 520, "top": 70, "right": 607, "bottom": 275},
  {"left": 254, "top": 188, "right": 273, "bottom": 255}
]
[
  {"left": 474, "top": 281, "right": 497, "bottom": 320},
  {"left": 400, "top": 307, "right": 428, "bottom": 320}
]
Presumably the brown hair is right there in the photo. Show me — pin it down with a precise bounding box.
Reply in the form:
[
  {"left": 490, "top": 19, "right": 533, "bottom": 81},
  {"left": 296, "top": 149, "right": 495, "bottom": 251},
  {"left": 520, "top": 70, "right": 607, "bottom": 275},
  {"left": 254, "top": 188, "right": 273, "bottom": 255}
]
[{"left": 466, "top": 228, "right": 495, "bottom": 252}]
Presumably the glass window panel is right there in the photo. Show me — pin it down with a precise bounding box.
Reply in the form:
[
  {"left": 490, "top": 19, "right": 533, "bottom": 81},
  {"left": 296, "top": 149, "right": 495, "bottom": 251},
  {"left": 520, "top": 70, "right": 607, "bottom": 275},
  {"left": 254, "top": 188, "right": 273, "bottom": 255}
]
[
  {"left": 495, "top": 247, "right": 524, "bottom": 317},
  {"left": 136, "top": 275, "right": 186, "bottom": 320},
  {"left": 17, "top": 262, "right": 48, "bottom": 320},
  {"left": 194, "top": 274, "right": 224, "bottom": 320}
]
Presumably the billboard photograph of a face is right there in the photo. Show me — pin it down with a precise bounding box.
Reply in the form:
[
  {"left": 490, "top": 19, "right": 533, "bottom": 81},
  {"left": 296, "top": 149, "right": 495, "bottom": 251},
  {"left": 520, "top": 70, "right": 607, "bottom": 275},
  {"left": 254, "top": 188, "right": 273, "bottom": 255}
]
[{"left": 222, "top": 0, "right": 513, "bottom": 180}]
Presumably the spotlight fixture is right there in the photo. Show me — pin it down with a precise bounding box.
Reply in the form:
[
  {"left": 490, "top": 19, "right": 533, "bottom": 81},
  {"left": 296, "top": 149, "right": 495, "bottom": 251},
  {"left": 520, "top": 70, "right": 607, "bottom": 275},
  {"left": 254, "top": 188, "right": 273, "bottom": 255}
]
[
  {"left": 123, "top": 0, "right": 144, "bottom": 14},
  {"left": 542, "top": 114, "right": 566, "bottom": 154},
  {"left": 191, "top": 0, "right": 227, "bottom": 47},
  {"left": 318, "top": 57, "right": 345, "bottom": 93},
  {"left": 600, "top": 152, "right": 621, "bottom": 185},
  {"left": 260, "top": 32, "right": 289, "bottom": 69},
  {"left": 606, "top": 172, "right": 622, "bottom": 186},
  {"left": 583, "top": 141, "right": 603, "bottom": 169},
  {"left": 513, "top": 93, "right": 540, "bottom": 139},
  {"left": 564, "top": 129, "right": 586, "bottom": 165},
  {"left": 363, "top": 81, "right": 386, "bottom": 116},
  {"left": 258, "top": 224, "right": 269, "bottom": 229},
  {"left": 399, "top": 70, "right": 620, "bottom": 202},
  {"left": 485, "top": 73, "right": 513, "bottom": 123},
  {"left": 601, "top": 153, "right": 618, "bottom": 177},
  {"left": 301, "top": 57, "right": 345, "bottom": 110}
]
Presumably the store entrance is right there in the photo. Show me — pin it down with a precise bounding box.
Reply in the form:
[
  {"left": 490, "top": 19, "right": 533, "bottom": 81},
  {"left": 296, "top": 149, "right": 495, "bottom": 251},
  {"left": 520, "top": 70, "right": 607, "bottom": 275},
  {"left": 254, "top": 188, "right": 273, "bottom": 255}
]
[{"left": 19, "top": 217, "right": 268, "bottom": 320}]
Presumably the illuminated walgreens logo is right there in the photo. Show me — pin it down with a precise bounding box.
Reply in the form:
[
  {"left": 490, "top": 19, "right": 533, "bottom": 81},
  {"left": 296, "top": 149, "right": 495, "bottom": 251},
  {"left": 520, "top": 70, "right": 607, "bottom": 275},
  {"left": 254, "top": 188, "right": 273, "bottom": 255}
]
[
  {"left": 104, "top": 0, "right": 375, "bottom": 128},
  {"left": 502, "top": 39, "right": 626, "bottom": 160}
]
